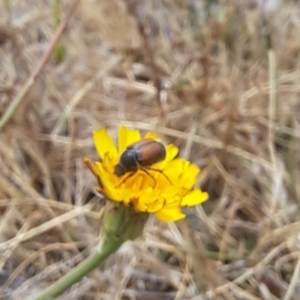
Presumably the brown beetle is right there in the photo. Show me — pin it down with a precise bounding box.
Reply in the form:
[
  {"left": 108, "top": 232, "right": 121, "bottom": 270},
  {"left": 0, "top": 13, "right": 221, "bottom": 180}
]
[{"left": 114, "top": 139, "right": 171, "bottom": 185}]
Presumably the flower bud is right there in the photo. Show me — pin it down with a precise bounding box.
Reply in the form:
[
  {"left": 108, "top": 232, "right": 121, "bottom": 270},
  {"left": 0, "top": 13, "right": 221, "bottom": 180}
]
[{"left": 103, "top": 201, "right": 149, "bottom": 242}]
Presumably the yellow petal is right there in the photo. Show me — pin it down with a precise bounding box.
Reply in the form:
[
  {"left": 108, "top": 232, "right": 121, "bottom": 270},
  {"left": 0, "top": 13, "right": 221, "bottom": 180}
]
[
  {"left": 165, "top": 144, "right": 179, "bottom": 161},
  {"left": 119, "top": 189, "right": 132, "bottom": 206},
  {"left": 180, "top": 163, "right": 200, "bottom": 190},
  {"left": 93, "top": 129, "right": 118, "bottom": 160},
  {"left": 134, "top": 187, "right": 160, "bottom": 211},
  {"left": 163, "top": 159, "right": 185, "bottom": 182},
  {"left": 161, "top": 187, "right": 179, "bottom": 201},
  {"left": 144, "top": 131, "right": 159, "bottom": 141},
  {"left": 83, "top": 157, "right": 100, "bottom": 177},
  {"left": 118, "top": 126, "right": 141, "bottom": 154},
  {"left": 155, "top": 144, "right": 179, "bottom": 170},
  {"left": 95, "top": 164, "right": 120, "bottom": 197},
  {"left": 95, "top": 184, "right": 121, "bottom": 202},
  {"left": 155, "top": 207, "right": 185, "bottom": 222},
  {"left": 145, "top": 198, "right": 164, "bottom": 213},
  {"left": 181, "top": 189, "right": 209, "bottom": 206}
]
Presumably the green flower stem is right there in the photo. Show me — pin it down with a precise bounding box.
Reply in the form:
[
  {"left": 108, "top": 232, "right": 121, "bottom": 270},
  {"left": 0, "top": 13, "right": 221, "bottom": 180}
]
[{"left": 30, "top": 233, "right": 122, "bottom": 300}]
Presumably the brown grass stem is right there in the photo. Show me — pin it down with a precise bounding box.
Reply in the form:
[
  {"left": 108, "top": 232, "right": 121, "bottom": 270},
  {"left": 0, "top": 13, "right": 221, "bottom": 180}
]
[{"left": 0, "top": 0, "right": 79, "bottom": 130}]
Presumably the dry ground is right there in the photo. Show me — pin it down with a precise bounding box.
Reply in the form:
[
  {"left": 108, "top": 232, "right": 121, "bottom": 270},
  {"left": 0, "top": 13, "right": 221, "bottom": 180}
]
[{"left": 0, "top": 0, "right": 300, "bottom": 299}]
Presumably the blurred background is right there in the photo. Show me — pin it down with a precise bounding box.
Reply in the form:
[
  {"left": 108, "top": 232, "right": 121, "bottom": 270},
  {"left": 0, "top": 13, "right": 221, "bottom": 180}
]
[{"left": 1, "top": 0, "right": 300, "bottom": 299}]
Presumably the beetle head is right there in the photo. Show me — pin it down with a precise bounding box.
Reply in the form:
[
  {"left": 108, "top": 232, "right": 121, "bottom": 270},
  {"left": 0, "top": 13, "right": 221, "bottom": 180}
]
[
  {"left": 114, "top": 164, "right": 126, "bottom": 176},
  {"left": 114, "top": 149, "right": 139, "bottom": 176}
]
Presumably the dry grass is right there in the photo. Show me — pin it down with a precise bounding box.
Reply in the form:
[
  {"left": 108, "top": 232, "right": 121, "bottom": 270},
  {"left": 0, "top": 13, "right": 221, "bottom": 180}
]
[{"left": 1, "top": 0, "right": 300, "bottom": 299}]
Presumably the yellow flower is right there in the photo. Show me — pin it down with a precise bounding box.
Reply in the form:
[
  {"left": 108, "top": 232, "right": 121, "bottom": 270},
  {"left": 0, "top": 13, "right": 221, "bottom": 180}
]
[{"left": 84, "top": 126, "right": 208, "bottom": 222}]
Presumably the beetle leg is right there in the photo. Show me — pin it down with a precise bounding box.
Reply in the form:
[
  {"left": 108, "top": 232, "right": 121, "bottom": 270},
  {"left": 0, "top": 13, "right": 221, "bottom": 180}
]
[
  {"left": 116, "top": 172, "right": 134, "bottom": 187},
  {"left": 140, "top": 167, "right": 157, "bottom": 188},
  {"left": 147, "top": 167, "right": 173, "bottom": 185}
]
